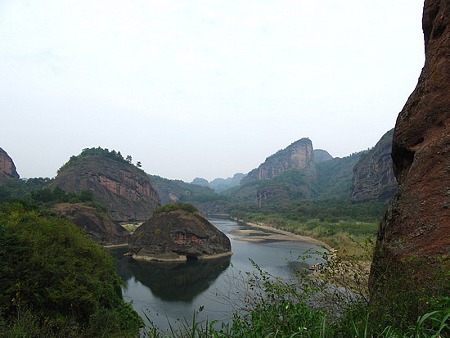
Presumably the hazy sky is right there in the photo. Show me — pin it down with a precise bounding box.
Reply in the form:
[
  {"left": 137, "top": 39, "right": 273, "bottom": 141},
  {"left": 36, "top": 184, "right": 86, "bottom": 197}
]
[{"left": 1, "top": 0, "right": 425, "bottom": 182}]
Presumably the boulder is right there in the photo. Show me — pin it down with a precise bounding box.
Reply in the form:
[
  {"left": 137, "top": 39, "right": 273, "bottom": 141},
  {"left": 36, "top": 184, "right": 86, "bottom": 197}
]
[{"left": 131, "top": 210, "right": 231, "bottom": 262}]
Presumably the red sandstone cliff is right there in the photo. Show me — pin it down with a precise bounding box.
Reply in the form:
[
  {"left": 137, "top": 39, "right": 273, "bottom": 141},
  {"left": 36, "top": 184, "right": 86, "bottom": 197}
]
[
  {"left": 370, "top": 0, "right": 450, "bottom": 299},
  {"left": 0, "top": 148, "right": 19, "bottom": 184},
  {"left": 51, "top": 149, "right": 161, "bottom": 222}
]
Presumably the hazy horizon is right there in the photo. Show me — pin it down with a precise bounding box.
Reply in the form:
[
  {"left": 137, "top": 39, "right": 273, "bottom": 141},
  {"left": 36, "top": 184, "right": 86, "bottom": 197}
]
[{"left": 1, "top": 1, "right": 425, "bottom": 182}]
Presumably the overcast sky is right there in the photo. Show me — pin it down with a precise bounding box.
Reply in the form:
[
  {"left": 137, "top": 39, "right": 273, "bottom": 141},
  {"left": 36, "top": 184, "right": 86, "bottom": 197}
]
[{"left": 1, "top": 0, "right": 424, "bottom": 182}]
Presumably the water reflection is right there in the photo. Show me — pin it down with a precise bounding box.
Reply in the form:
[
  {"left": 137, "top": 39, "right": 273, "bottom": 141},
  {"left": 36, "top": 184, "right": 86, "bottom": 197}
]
[{"left": 128, "top": 257, "right": 231, "bottom": 302}]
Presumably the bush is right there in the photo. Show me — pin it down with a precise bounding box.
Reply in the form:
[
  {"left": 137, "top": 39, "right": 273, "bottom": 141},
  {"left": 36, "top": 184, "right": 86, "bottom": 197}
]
[
  {"left": 153, "top": 202, "right": 198, "bottom": 215},
  {"left": 0, "top": 203, "right": 141, "bottom": 336}
]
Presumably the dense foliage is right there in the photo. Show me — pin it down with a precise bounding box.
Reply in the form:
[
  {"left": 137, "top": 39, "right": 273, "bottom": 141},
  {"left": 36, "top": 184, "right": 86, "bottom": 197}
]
[
  {"left": 0, "top": 203, "right": 141, "bottom": 337},
  {"left": 153, "top": 201, "right": 198, "bottom": 215},
  {"left": 57, "top": 147, "right": 138, "bottom": 174}
]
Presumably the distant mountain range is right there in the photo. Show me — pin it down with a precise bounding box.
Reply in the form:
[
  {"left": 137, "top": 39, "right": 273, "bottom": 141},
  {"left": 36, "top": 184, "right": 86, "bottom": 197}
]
[{"left": 0, "top": 129, "right": 397, "bottom": 219}]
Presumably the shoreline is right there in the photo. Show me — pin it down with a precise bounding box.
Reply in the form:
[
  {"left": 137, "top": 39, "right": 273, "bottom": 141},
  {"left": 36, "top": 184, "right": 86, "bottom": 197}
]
[{"left": 231, "top": 218, "right": 334, "bottom": 251}]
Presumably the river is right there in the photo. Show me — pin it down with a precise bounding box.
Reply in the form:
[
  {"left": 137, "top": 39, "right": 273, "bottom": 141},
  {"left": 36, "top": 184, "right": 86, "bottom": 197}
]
[{"left": 111, "top": 218, "right": 327, "bottom": 332}]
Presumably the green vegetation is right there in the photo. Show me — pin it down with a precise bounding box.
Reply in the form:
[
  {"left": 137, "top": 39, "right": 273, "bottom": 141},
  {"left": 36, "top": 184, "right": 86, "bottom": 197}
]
[
  {"left": 57, "top": 147, "right": 139, "bottom": 174},
  {"left": 0, "top": 202, "right": 141, "bottom": 337},
  {"left": 153, "top": 201, "right": 199, "bottom": 215},
  {"left": 229, "top": 199, "right": 385, "bottom": 257},
  {"left": 140, "top": 258, "right": 449, "bottom": 337}
]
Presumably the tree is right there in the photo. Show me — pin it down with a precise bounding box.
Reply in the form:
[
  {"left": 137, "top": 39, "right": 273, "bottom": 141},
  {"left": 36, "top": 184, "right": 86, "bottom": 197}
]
[
  {"left": 136, "top": 161, "right": 142, "bottom": 168},
  {"left": 126, "top": 155, "right": 132, "bottom": 164}
]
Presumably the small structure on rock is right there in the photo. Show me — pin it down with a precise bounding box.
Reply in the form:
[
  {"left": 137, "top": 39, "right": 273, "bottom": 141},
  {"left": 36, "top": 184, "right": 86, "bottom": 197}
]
[{"left": 130, "top": 202, "right": 232, "bottom": 262}]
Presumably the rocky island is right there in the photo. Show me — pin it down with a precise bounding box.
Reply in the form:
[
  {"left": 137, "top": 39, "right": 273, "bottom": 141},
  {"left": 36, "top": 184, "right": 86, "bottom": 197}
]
[{"left": 130, "top": 202, "right": 232, "bottom": 262}]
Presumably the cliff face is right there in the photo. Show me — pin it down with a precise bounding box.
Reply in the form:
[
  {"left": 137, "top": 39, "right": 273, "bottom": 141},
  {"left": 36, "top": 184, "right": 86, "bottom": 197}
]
[
  {"left": 350, "top": 129, "right": 397, "bottom": 202},
  {"left": 242, "top": 138, "right": 317, "bottom": 183},
  {"left": 370, "top": 0, "right": 450, "bottom": 299},
  {"left": 233, "top": 138, "right": 318, "bottom": 206},
  {"left": 52, "top": 203, "right": 129, "bottom": 245},
  {"left": 52, "top": 151, "right": 161, "bottom": 222},
  {"left": 0, "top": 148, "right": 19, "bottom": 184}
]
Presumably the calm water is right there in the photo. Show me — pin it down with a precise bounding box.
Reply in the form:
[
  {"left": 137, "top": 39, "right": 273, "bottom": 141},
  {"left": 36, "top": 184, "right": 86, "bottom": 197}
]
[{"left": 111, "top": 218, "right": 326, "bottom": 331}]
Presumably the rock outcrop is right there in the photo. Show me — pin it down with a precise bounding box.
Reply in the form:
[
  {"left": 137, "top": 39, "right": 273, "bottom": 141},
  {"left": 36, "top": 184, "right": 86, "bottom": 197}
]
[
  {"left": 350, "top": 129, "right": 397, "bottom": 202},
  {"left": 52, "top": 203, "right": 129, "bottom": 246},
  {"left": 370, "top": 0, "right": 450, "bottom": 300},
  {"left": 52, "top": 148, "right": 161, "bottom": 222},
  {"left": 130, "top": 209, "right": 232, "bottom": 262},
  {"left": 0, "top": 148, "right": 19, "bottom": 184},
  {"left": 242, "top": 138, "right": 317, "bottom": 183}
]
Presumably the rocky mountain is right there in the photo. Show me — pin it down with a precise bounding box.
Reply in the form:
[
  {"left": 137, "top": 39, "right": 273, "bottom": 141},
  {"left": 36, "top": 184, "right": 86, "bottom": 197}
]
[
  {"left": 0, "top": 148, "right": 19, "bottom": 184},
  {"left": 313, "top": 149, "right": 333, "bottom": 163},
  {"left": 350, "top": 129, "right": 397, "bottom": 202},
  {"left": 51, "top": 147, "right": 161, "bottom": 222},
  {"left": 370, "top": 0, "right": 450, "bottom": 303},
  {"left": 52, "top": 203, "right": 129, "bottom": 245},
  {"left": 130, "top": 206, "right": 232, "bottom": 262},
  {"left": 227, "top": 138, "right": 319, "bottom": 206},
  {"left": 242, "top": 138, "right": 317, "bottom": 184}
]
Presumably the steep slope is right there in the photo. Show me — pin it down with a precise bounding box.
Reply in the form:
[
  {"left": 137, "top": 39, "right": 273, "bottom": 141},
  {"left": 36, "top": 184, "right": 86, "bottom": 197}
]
[
  {"left": 231, "top": 138, "right": 318, "bottom": 206},
  {"left": 52, "top": 203, "right": 129, "bottom": 245},
  {"left": 51, "top": 148, "right": 161, "bottom": 222},
  {"left": 242, "top": 138, "right": 317, "bottom": 183},
  {"left": 350, "top": 129, "right": 397, "bottom": 202},
  {"left": 370, "top": 0, "right": 450, "bottom": 302},
  {"left": 316, "top": 152, "right": 365, "bottom": 200},
  {"left": 0, "top": 148, "right": 19, "bottom": 184}
]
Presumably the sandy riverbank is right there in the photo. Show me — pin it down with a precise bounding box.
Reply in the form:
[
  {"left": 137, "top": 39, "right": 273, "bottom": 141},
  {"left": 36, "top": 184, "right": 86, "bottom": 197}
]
[{"left": 231, "top": 219, "right": 333, "bottom": 251}]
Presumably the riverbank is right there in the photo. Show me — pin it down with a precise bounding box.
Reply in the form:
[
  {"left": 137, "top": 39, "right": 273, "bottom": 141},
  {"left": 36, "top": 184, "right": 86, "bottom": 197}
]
[{"left": 231, "top": 218, "right": 334, "bottom": 251}]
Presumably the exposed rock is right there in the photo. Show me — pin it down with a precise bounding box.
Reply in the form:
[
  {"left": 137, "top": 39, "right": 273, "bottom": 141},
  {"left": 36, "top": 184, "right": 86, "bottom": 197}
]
[
  {"left": 232, "top": 138, "right": 318, "bottom": 206},
  {"left": 242, "top": 138, "right": 317, "bottom": 183},
  {"left": 350, "top": 129, "right": 397, "bottom": 202},
  {"left": 130, "top": 209, "right": 232, "bottom": 262},
  {"left": 313, "top": 149, "right": 333, "bottom": 163},
  {"left": 370, "top": 0, "right": 450, "bottom": 300},
  {"left": 0, "top": 148, "right": 20, "bottom": 184},
  {"left": 52, "top": 203, "right": 129, "bottom": 246},
  {"left": 52, "top": 148, "right": 161, "bottom": 222}
]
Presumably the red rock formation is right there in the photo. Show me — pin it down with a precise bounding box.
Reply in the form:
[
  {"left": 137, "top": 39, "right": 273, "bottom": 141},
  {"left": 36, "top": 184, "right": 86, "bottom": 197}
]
[
  {"left": 0, "top": 148, "right": 19, "bottom": 184},
  {"left": 350, "top": 129, "right": 397, "bottom": 203},
  {"left": 243, "top": 138, "right": 317, "bottom": 182},
  {"left": 52, "top": 152, "right": 161, "bottom": 222},
  {"left": 370, "top": 0, "right": 450, "bottom": 300},
  {"left": 131, "top": 209, "right": 232, "bottom": 262}
]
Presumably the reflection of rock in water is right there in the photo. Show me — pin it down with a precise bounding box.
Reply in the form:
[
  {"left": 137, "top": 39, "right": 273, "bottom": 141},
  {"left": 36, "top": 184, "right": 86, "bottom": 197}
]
[
  {"left": 108, "top": 248, "right": 134, "bottom": 282},
  {"left": 129, "top": 257, "right": 231, "bottom": 302}
]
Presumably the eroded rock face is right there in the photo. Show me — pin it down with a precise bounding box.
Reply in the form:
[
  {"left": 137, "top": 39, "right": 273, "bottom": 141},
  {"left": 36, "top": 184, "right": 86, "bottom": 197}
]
[
  {"left": 350, "top": 129, "right": 397, "bottom": 202},
  {"left": 0, "top": 148, "right": 19, "bottom": 184},
  {"left": 52, "top": 156, "right": 161, "bottom": 221},
  {"left": 370, "top": 0, "right": 450, "bottom": 298},
  {"left": 52, "top": 203, "right": 129, "bottom": 245},
  {"left": 130, "top": 210, "right": 232, "bottom": 262},
  {"left": 242, "top": 138, "right": 317, "bottom": 183}
]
